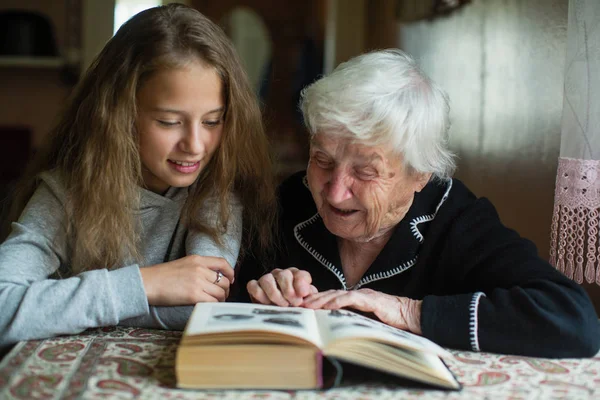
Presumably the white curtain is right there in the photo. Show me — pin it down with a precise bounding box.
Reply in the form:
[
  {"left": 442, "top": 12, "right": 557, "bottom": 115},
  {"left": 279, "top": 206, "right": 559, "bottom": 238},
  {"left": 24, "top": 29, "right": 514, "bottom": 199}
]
[{"left": 550, "top": 0, "right": 600, "bottom": 284}]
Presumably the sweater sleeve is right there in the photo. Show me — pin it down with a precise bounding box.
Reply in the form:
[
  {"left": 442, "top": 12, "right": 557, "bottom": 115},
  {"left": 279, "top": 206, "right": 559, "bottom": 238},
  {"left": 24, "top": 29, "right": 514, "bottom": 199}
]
[
  {"left": 0, "top": 179, "right": 149, "bottom": 349},
  {"left": 421, "top": 197, "right": 600, "bottom": 358},
  {"left": 120, "top": 193, "right": 243, "bottom": 330}
]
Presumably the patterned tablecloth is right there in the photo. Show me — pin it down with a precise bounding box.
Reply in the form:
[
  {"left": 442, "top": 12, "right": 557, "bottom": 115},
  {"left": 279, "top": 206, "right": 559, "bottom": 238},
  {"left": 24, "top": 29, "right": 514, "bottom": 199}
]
[{"left": 1, "top": 326, "right": 599, "bottom": 399}]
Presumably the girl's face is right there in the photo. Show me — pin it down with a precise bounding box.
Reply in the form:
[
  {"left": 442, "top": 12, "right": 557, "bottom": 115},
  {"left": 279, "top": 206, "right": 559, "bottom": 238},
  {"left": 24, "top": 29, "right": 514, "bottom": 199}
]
[{"left": 136, "top": 61, "right": 224, "bottom": 194}]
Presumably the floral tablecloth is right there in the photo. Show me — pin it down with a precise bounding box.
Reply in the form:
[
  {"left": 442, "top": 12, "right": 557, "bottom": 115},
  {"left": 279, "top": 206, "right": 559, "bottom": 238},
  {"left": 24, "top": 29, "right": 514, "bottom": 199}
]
[{"left": 1, "top": 326, "right": 599, "bottom": 399}]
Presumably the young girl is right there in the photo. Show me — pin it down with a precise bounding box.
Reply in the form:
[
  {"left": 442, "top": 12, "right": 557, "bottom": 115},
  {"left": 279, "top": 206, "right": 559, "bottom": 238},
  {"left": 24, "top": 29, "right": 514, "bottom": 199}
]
[{"left": 0, "top": 4, "right": 276, "bottom": 349}]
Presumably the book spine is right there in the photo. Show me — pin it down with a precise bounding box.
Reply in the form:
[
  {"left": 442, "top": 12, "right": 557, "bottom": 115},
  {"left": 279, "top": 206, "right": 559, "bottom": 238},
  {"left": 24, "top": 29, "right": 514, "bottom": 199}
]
[{"left": 316, "top": 351, "right": 323, "bottom": 388}]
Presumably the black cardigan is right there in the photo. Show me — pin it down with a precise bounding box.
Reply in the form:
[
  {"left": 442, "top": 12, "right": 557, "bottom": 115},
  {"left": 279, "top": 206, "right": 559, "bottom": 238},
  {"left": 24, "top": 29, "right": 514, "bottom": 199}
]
[{"left": 235, "top": 171, "right": 600, "bottom": 358}]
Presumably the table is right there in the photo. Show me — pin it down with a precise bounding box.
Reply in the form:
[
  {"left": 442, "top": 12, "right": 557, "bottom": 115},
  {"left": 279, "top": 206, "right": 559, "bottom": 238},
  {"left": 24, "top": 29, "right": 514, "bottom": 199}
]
[{"left": 1, "top": 326, "right": 599, "bottom": 399}]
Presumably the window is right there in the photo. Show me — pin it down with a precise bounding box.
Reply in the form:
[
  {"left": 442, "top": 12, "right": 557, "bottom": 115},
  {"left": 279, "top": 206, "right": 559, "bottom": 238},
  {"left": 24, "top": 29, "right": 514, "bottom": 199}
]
[{"left": 114, "top": 0, "right": 161, "bottom": 35}]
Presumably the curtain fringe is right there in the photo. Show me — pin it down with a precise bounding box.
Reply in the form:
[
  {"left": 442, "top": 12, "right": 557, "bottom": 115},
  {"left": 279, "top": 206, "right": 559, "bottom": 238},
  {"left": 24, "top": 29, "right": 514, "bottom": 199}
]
[
  {"left": 550, "top": 158, "right": 600, "bottom": 285},
  {"left": 549, "top": 204, "right": 600, "bottom": 285}
]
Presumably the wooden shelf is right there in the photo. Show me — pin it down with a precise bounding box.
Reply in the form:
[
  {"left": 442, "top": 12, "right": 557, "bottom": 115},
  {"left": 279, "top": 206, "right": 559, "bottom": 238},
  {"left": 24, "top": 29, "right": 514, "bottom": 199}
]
[{"left": 0, "top": 56, "right": 65, "bottom": 68}]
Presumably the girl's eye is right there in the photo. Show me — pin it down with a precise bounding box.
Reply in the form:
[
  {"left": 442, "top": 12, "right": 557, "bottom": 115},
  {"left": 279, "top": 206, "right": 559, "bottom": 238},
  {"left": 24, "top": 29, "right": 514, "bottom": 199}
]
[
  {"left": 157, "top": 120, "right": 178, "bottom": 127},
  {"left": 204, "top": 120, "right": 223, "bottom": 127}
]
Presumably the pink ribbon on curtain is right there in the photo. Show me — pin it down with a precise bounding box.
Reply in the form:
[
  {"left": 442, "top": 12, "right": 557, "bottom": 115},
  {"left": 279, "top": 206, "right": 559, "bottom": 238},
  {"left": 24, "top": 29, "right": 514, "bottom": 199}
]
[{"left": 550, "top": 157, "right": 600, "bottom": 284}]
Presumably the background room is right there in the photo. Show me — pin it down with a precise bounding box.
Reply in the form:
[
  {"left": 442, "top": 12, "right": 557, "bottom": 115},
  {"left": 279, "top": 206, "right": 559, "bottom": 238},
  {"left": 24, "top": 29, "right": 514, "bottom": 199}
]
[{"left": 1, "top": 0, "right": 595, "bottom": 306}]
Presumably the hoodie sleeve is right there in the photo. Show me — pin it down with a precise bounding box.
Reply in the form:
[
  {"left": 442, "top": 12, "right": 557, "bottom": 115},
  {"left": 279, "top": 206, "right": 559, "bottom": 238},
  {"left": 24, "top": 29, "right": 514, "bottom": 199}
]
[
  {"left": 120, "top": 193, "right": 243, "bottom": 330},
  {"left": 0, "top": 176, "right": 149, "bottom": 350}
]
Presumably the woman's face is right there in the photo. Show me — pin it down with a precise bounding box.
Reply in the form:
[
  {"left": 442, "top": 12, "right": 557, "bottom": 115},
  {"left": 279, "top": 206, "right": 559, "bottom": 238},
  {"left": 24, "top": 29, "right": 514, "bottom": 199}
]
[
  {"left": 307, "top": 133, "right": 430, "bottom": 243},
  {"left": 136, "top": 61, "right": 224, "bottom": 194}
]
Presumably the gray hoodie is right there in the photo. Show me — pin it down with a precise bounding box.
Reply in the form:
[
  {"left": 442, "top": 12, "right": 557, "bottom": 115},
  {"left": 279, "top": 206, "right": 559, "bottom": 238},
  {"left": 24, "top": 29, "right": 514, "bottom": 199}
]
[{"left": 0, "top": 171, "right": 242, "bottom": 349}]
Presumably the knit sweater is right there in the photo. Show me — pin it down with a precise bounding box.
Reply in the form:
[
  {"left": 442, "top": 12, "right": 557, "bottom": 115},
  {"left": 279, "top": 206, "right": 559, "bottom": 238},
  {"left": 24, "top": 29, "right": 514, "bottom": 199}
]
[
  {"left": 236, "top": 171, "right": 600, "bottom": 358},
  {"left": 0, "top": 171, "right": 242, "bottom": 349}
]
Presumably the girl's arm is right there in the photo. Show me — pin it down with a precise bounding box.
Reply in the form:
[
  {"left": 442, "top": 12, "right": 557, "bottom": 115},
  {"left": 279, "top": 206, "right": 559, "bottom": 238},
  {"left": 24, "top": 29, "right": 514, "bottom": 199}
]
[
  {"left": 0, "top": 177, "right": 149, "bottom": 349},
  {"left": 119, "top": 194, "right": 243, "bottom": 330}
]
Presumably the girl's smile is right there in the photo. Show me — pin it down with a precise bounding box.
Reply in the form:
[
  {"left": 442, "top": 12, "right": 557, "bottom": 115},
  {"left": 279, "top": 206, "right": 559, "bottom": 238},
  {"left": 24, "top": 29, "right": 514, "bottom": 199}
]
[{"left": 168, "top": 159, "right": 201, "bottom": 173}]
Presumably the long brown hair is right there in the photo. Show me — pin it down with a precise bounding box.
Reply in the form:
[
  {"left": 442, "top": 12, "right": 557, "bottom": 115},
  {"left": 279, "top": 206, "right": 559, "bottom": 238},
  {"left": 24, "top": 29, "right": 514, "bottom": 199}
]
[{"left": 3, "top": 4, "right": 276, "bottom": 271}]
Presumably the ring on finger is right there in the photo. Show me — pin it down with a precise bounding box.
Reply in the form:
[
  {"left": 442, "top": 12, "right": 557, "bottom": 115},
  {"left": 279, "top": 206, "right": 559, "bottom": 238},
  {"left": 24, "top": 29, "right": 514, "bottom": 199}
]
[{"left": 214, "top": 271, "right": 223, "bottom": 284}]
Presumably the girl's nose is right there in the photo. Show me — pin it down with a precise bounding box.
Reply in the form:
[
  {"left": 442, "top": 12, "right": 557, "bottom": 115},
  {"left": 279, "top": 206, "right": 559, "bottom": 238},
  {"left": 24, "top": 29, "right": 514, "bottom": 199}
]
[{"left": 180, "top": 125, "right": 205, "bottom": 155}]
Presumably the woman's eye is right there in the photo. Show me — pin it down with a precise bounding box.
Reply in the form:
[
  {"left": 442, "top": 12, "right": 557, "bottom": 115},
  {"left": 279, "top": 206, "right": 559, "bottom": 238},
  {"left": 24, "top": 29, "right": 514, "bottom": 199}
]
[
  {"left": 314, "top": 158, "right": 332, "bottom": 168},
  {"left": 356, "top": 169, "right": 377, "bottom": 180}
]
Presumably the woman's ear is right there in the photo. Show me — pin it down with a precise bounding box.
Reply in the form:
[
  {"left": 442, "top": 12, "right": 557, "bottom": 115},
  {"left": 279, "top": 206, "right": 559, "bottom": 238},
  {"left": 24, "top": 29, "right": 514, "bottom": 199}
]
[{"left": 414, "top": 173, "right": 432, "bottom": 193}]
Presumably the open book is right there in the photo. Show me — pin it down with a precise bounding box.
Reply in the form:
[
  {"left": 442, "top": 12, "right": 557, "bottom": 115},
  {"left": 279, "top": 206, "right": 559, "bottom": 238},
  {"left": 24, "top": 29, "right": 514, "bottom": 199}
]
[{"left": 176, "top": 302, "right": 461, "bottom": 390}]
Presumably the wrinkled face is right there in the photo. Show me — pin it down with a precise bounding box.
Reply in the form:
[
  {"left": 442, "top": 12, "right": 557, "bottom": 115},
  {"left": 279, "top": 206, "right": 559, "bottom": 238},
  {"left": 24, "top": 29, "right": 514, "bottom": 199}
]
[
  {"left": 136, "top": 61, "right": 224, "bottom": 194},
  {"left": 306, "top": 133, "right": 431, "bottom": 243}
]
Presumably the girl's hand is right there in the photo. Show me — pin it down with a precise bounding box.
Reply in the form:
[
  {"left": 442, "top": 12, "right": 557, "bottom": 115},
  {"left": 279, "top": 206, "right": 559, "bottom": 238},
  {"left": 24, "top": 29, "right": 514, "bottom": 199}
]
[
  {"left": 303, "top": 288, "right": 423, "bottom": 334},
  {"left": 246, "top": 267, "right": 318, "bottom": 307},
  {"left": 140, "top": 255, "right": 234, "bottom": 306}
]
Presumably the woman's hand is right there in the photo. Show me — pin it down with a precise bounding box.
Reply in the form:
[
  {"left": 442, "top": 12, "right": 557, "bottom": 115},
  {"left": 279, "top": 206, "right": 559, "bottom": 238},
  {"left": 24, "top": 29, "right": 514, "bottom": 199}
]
[
  {"left": 246, "top": 267, "right": 318, "bottom": 306},
  {"left": 140, "top": 255, "right": 234, "bottom": 306},
  {"left": 303, "top": 288, "right": 423, "bottom": 334}
]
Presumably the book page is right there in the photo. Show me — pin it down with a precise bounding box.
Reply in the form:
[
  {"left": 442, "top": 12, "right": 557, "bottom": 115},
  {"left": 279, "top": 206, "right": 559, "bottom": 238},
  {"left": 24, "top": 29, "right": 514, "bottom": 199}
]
[
  {"left": 314, "top": 309, "right": 452, "bottom": 358},
  {"left": 184, "top": 303, "right": 324, "bottom": 348}
]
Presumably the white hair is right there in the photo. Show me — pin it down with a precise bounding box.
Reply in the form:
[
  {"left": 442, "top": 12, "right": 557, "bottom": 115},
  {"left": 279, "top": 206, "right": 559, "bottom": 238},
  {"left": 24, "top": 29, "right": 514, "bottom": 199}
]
[{"left": 300, "top": 49, "right": 456, "bottom": 179}]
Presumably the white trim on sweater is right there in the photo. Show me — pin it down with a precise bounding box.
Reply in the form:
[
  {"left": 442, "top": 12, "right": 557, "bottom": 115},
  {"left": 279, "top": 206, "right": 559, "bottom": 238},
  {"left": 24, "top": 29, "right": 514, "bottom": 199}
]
[
  {"left": 469, "top": 292, "right": 486, "bottom": 352},
  {"left": 410, "top": 179, "right": 453, "bottom": 243},
  {"left": 294, "top": 213, "right": 348, "bottom": 289},
  {"left": 293, "top": 176, "right": 454, "bottom": 290}
]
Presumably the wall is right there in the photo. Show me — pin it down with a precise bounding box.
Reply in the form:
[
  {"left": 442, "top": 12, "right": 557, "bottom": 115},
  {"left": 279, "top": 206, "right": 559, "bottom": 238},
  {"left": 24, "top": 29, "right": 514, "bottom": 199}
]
[
  {"left": 398, "top": 0, "right": 569, "bottom": 260},
  {"left": 324, "top": 0, "right": 397, "bottom": 73},
  {"left": 0, "top": 0, "right": 74, "bottom": 148},
  {"left": 82, "top": 0, "right": 114, "bottom": 72}
]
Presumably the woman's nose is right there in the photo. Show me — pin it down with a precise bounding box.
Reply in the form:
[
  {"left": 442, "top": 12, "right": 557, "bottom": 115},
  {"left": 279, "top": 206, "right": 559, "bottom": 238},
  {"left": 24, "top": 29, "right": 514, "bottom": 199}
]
[{"left": 326, "top": 169, "right": 353, "bottom": 203}]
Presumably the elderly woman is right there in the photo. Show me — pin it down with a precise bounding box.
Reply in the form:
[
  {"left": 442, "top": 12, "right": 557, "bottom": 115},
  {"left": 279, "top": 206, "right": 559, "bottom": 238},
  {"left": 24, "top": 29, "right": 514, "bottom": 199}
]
[{"left": 235, "top": 49, "right": 600, "bottom": 358}]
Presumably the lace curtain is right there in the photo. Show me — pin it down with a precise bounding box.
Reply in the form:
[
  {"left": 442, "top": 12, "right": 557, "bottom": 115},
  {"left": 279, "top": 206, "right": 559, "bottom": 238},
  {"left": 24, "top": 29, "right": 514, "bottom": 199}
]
[{"left": 549, "top": 0, "right": 600, "bottom": 284}]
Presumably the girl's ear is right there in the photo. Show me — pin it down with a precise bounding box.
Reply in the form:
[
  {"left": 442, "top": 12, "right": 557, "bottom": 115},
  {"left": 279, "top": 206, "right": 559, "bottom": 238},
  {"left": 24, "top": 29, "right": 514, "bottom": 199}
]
[{"left": 414, "top": 172, "right": 432, "bottom": 193}]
